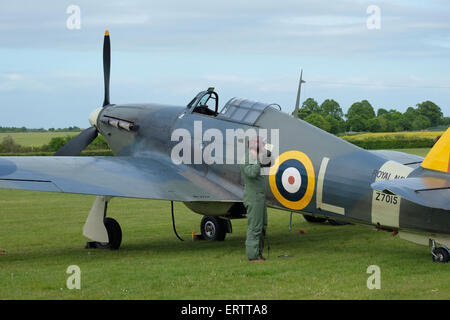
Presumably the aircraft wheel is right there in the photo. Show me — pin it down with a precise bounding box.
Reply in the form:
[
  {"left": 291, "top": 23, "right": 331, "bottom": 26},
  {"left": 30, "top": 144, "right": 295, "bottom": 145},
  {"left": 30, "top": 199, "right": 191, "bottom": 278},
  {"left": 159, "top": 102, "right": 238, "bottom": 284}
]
[
  {"left": 303, "top": 215, "right": 327, "bottom": 223},
  {"left": 432, "top": 247, "right": 450, "bottom": 263},
  {"left": 104, "top": 217, "right": 122, "bottom": 250},
  {"left": 200, "top": 216, "right": 226, "bottom": 241}
]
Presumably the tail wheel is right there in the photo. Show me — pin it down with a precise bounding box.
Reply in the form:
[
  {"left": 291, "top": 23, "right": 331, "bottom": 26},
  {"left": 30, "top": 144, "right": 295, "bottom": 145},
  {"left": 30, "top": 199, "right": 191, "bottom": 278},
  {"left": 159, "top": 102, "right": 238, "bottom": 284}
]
[
  {"left": 104, "top": 217, "right": 122, "bottom": 250},
  {"left": 432, "top": 247, "right": 450, "bottom": 263},
  {"left": 200, "top": 216, "right": 227, "bottom": 241},
  {"left": 303, "top": 215, "right": 327, "bottom": 223}
]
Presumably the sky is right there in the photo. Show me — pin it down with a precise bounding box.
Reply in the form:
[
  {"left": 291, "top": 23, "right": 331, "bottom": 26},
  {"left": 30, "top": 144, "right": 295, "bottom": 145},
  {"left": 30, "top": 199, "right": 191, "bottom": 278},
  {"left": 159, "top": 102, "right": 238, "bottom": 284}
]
[{"left": 0, "top": 0, "right": 449, "bottom": 129}]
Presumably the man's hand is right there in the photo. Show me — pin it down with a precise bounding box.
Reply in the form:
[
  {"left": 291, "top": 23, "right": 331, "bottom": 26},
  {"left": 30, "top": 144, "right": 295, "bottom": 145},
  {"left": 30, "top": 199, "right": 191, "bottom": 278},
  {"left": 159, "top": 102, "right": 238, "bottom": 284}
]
[{"left": 259, "top": 150, "right": 272, "bottom": 167}]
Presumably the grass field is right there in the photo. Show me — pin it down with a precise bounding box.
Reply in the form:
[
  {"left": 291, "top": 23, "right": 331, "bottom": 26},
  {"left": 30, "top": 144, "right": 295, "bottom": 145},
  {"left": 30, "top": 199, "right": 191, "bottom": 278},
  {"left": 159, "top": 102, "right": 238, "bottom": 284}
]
[
  {"left": 390, "top": 148, "right": 430, "bottom": 157},
  {"left": 0, "top": 132, "right": 79, "bottom": 147},
  {"left": 1, "top": 148, "right": 450, "bottom": 300}
]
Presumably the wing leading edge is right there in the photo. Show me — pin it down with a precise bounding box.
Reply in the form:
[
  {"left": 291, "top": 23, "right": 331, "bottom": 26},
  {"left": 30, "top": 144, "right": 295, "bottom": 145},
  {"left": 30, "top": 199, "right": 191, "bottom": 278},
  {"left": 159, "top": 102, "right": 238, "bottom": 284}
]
[{"left": 0, "top": 155, "right": 241, "bottom": 202}]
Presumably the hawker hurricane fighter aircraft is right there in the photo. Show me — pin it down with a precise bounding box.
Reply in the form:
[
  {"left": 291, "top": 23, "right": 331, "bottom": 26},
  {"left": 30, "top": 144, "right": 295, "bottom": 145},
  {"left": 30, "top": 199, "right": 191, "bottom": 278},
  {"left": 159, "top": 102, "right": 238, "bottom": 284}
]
[{"left": 1, "top": 31, "right": 449, "bottom": 262}]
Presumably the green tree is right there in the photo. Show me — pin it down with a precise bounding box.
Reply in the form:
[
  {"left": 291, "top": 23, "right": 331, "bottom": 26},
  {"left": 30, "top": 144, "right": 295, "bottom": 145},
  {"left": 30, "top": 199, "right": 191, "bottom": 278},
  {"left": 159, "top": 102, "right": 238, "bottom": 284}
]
[
  {"left": 87, "top": 135, "right": 110, "bottom": 150},
  {"left": 296, "top": 98, "right": 320, "bottom": 119},
  {"left": 346, "top": 100, "right": 376, "bottom": 121},
  {"left": 320, "top": 99, "right": 344, "bottom": 120},
  {"left": 416, "top": 100, "right": 443, "bottom": 127},
  {"left": 367, "top": 117, "right": 383, "bottom": 132},
  {"left": 400, "top": 107, "right": 418, "bottom": 131},
  {"left": 324, "top": 115, "right": 345, "bottom": 134},
  {"left": 377, "top": 108, "right": 388, "bottom": 117},
  {"left": 46, "top": 136, "right": 73, "bottom": 152},
  {"left": 0, "top": 136, "right": 32, "bottom": 153},
  {"left": 304, "top": 113, "right": 331, "bottom": 132},
  {"left": 381, "top": 109, "right": 404, "bottom": 132},
  {"left": 411, "top": 115, "right": 431, "bottom": 131},
  {"left": 346, "top": 114, "right": 367, "bottom": 132},
  {"left": 377, "top": 116, "right": 389, "bottom": 132}
]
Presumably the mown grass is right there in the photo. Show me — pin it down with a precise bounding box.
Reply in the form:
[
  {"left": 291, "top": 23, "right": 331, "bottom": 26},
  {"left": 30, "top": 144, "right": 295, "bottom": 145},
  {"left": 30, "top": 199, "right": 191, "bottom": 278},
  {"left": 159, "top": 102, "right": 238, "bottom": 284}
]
[
  {"left": 0, "top": 190, "right": 450, "bottom": 299},
  {"left": 1, "top": 192, "right": 449, "bottom": 300},
  {"left": 0, "top": 148, "right": 448, "bottom": 300},
  {"left": 390, "top": 148, "right": 430, "bottom": 157}
]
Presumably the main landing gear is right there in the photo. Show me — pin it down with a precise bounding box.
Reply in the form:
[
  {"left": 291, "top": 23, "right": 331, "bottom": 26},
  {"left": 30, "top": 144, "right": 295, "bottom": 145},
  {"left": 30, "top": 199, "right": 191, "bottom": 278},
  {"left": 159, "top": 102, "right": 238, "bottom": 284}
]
[
  {"left": 431, "top": 240, "right": 450, "bottom": 263},
  {"left": 85, "top": 217, "right": 122, "bottom": 250},
  {"left": 198, "top": 216, "right": 232, "bottom": 241},
  {"left": 84, "top": 196, "right": 122, "bottom": 250}
]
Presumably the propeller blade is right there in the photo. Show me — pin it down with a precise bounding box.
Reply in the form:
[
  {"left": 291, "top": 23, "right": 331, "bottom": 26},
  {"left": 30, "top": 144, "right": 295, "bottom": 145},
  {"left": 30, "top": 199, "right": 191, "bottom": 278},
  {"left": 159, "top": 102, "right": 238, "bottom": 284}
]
[
  {"left": 102, "top": 30, "right": 111, "bottom": 107},
  {"left": 54, "top": 126, "right": 98, "bottom": 156}
]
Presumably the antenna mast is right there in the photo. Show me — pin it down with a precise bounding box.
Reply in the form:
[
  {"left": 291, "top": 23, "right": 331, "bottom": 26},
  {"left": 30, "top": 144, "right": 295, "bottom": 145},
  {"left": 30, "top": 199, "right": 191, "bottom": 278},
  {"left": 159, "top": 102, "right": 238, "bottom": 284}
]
[{"left": 293, "top": 69, "right": 306, "bottom": 118}]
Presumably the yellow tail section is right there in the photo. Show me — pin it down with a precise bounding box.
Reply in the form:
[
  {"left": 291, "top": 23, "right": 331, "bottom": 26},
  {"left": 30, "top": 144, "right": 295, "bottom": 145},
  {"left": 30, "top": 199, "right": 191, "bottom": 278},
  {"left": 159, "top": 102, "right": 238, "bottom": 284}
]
[{"left": 421, "top": 127, "right": 450, "bottom": 173}]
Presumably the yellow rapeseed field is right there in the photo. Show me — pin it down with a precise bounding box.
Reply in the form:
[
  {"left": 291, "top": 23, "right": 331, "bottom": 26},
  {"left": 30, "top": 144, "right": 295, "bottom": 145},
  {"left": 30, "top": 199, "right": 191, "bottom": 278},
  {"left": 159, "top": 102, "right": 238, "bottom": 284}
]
[
  {"left": 341, "top": 131, "right": 444, "bottom": 141},
  {"left": 340, "top": 131, "right": 445, "bottom": 149}
]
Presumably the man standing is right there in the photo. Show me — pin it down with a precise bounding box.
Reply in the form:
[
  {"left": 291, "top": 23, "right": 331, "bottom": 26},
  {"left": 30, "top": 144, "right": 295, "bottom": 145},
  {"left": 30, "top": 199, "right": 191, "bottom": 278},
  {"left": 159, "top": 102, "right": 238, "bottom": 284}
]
[{"left": 240, "top": 136, "right": 269, "bottom": 262}]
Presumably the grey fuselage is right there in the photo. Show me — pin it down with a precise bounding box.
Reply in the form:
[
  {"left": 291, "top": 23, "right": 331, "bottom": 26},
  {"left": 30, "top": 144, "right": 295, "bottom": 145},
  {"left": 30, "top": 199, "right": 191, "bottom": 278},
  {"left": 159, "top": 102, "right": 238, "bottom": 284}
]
[{"left": 95, "top": 101, "right": 450, "bottom": 237}]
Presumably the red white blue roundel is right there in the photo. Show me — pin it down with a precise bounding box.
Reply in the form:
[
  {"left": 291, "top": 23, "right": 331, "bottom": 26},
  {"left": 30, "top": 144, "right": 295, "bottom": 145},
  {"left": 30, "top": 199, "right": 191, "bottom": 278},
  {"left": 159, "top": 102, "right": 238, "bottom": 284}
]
[
  {"left": 269, "top": 150, "right": 315, "bottom": 210},
  {"left": 281, "top": 167, "right": 302, "bottom": 194},
  {"left": 275, "top": 159, "right": 308, "bottom": 202}
]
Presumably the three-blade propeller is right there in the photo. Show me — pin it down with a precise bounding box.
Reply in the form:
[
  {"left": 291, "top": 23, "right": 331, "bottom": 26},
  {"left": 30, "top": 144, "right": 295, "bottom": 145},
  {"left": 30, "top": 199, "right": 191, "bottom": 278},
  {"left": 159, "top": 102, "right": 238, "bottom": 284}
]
[{"left": 54, "top": 30, "right": 111, "bottom": 156}]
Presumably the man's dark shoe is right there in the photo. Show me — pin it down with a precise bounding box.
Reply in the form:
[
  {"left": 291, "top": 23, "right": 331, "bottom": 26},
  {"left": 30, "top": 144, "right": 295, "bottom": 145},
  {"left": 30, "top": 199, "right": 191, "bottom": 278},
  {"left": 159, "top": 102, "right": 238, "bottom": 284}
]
[{"left": 249, "top": 257, "right": 265, "bottom": 262}]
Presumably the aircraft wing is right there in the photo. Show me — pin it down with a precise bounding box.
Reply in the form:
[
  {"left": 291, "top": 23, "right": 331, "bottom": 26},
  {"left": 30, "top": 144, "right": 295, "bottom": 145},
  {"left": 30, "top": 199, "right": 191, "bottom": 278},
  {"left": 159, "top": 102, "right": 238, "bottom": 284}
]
[
  {"left": 0, "top": 155, "right": 241, "bottom": 202},
  {"left": 371, "top": 176, "right": 450, "bottom": 210}
]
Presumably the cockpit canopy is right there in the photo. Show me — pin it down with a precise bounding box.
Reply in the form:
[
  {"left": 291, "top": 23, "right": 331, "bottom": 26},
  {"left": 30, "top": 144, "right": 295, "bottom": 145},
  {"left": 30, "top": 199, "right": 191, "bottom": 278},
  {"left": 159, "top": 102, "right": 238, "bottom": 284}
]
[
  {"left": 188, "top": 88, "right": 281, "bottom": 125},
  {"left": 187, "top": 87, "right": 218, "bottom": 116},
  {"left": 218, "top": 98, "right": 275, "bottom": 125}
]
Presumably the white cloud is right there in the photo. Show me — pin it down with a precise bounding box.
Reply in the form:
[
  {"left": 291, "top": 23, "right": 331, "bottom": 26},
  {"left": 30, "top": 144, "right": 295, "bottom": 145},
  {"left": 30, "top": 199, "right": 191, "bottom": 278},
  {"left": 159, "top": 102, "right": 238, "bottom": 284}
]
[
  {"left": 3, "top": 73, "right": 24, "bottom": 81},
  {"left": 83, "top": 13, "right": 151, "bottom": 27},
  {"left": 0, "top": 0, "right": 449, "bottom": 126},
  {"left": 0, "top": 72, "right": 50, "bottom": 91},
  {"left": 278, "top": 15, "right": 366, "bottom": 27}
]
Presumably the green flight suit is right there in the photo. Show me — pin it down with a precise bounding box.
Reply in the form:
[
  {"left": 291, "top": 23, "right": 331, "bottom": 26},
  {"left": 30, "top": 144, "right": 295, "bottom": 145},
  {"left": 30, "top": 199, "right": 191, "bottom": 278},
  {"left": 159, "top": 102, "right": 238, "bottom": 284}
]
[{"left": 240, "top": 151, "right": 268, "bottom": 260}]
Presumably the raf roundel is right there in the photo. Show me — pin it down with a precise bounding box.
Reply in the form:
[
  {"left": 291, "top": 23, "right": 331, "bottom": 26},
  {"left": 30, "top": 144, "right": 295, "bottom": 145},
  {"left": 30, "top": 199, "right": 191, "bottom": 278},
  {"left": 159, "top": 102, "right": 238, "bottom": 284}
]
[
  {"left": 269, "top": 150, "right": 315, "bottom": 210},
  {"left": 281, "top": 167, "right": 302, "bottom": 194}
]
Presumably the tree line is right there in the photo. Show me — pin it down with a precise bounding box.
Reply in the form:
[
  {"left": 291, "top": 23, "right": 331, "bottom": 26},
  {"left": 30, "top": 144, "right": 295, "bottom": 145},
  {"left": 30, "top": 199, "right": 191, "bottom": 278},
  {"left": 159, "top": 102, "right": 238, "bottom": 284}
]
[
  {"left": 294, "top": 99, "right": 450, "bottom": 134},
  {"left": 0, "top": 126, "right": 81, "bottom": 133},
  {"left": 1, "top": 99, "right": 448, "bottom": 137}
]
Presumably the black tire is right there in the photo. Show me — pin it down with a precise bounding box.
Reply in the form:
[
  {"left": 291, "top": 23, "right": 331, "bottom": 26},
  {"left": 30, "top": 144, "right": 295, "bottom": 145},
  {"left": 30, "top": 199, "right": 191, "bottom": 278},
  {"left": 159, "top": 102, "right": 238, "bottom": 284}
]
[
  {"left": 104, "top": 217, "right": 122, "bottom": 250},
  {"left": 432, "top": 247, "right": 450, "bottom": 263},
  {"left": 200, "top": 216, "right": 227, "bottom": 241},
  {"left": 303, "top": 215, "right": 327, "bottom": 223},
  {"left": 328, "top": 219, "right": 350, "bottom": 226}
]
